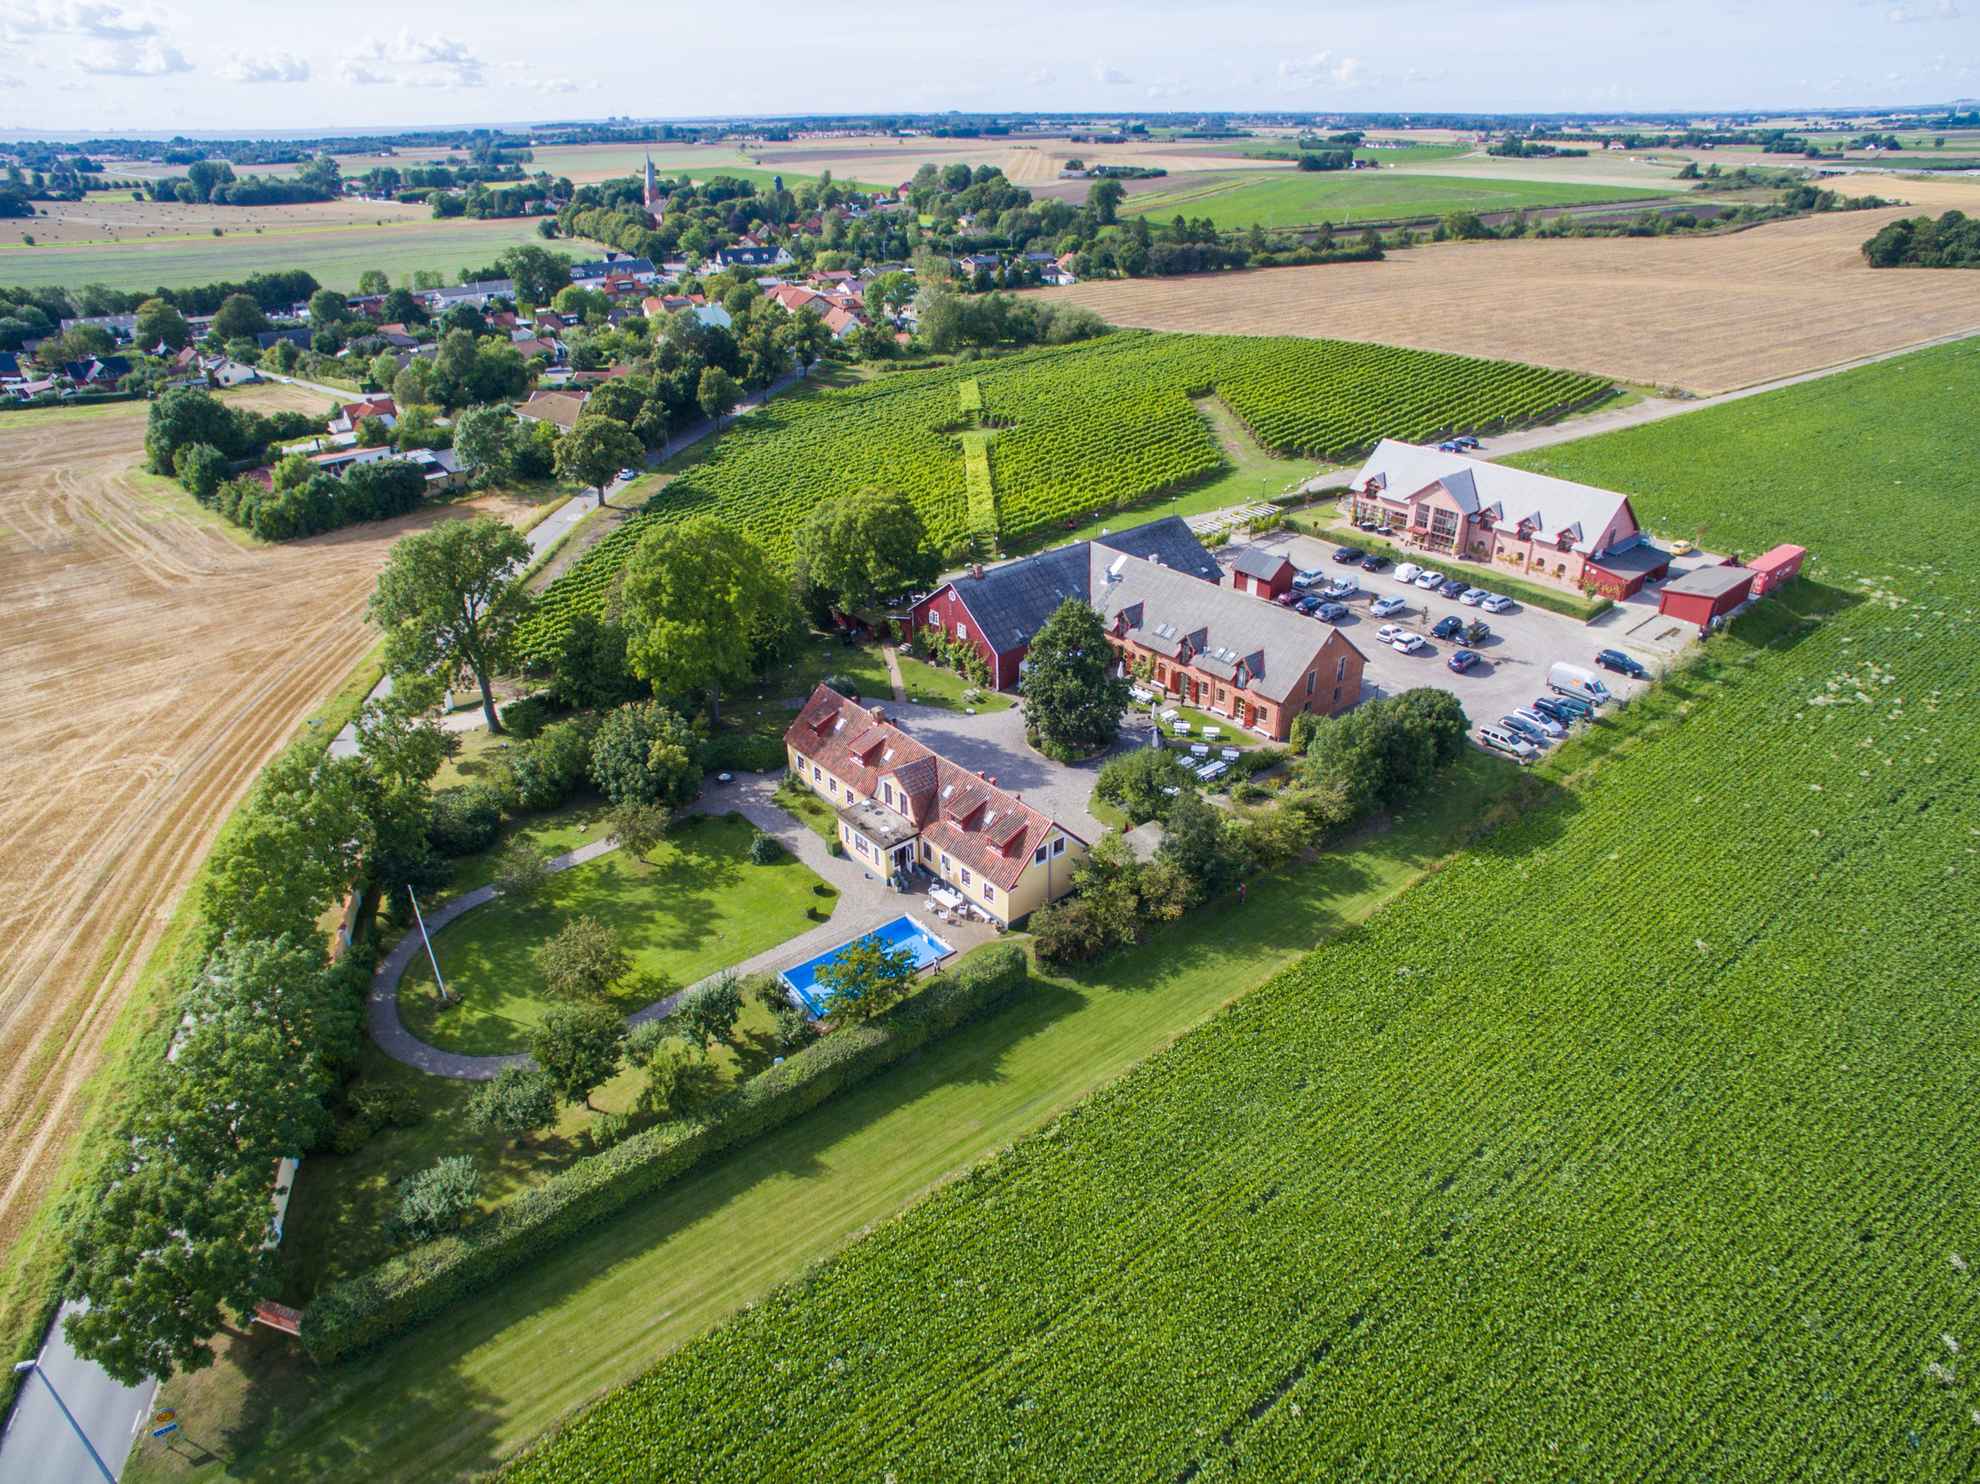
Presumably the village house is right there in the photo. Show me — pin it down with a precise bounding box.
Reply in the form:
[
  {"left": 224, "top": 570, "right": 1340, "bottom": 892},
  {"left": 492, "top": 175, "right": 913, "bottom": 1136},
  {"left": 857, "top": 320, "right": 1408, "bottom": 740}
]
[
  {"left": 328, "top": 395, "right": 397, "bottom": 435},
  {"left": 1348, "top": 439, "right": 1670, "bottom": 598},
  {"left": 783, "top": 686, "right": 1088, "bottom": 926},
  {"left": 1090, "top": 549, "right": 1366, "bottom": 741},
  {"left": 420, "top": 279, "right": 516, "bottom": 312},
  {"left": 569, "top": 256, "right": 659, "bottom": 285},
  {"left": 516, "top": 388, "right": 587, "bottom": 430},
  {"left": 911, "top": 516, "right": 1223, "bottom": 691}
]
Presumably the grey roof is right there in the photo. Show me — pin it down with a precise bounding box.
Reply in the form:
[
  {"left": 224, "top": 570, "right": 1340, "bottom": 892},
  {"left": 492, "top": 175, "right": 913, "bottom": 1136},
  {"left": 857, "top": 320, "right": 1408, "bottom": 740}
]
[
  {"left": 1352, "top": 439, "right": 1637, "bottom": 556},
  {"left": 1662, "top": 564, "right": 1754, "bottom": 599},
  {"left": 570, "top": 257, "right": 656, "bottom": 279},
  {"left": 1586, "top": 540, "right": 1671, "bottom": 576},
  {"left": 256, "top": 328, "right": 312, "bottom": 350},
  {"left": 1090, "top": 548, "right": 1358, "bottom": 704},
  {"left": 1230, "top": 547, "right": 1292, "bottom": 582},
  {"left": 941, "top": 517, "right": 1219, "bottom": 657}
]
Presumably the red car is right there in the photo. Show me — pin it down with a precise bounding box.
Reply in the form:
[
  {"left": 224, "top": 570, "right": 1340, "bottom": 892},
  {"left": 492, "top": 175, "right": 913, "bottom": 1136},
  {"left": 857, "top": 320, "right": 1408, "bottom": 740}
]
[{"left": 1275, "top": 590, "right": 1302, "bottom": 607}]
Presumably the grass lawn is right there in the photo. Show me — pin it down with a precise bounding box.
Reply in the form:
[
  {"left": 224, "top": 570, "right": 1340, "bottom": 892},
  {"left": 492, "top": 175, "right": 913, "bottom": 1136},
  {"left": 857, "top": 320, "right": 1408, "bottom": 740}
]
[
  {"left": 126, "top": 749, "right": 1514, "bottom": 1484},
  {"left": 1122, "top": 170, "right": 1668, "bottom": 230},
  {"left": 771, "top": 777, "right": 840, "bottom": 847},
  {"left": 400, "top": 813, "right": 838, "bottom": 1056},
  {"left": 891, "top": 651, "right": 1012, "bottom": 712}
]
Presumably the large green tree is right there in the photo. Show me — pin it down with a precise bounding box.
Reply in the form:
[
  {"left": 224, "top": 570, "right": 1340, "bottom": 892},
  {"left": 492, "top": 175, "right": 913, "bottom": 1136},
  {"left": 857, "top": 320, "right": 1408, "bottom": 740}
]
[
  {"left": 365, "top": 515, "right": 534, "bottom": 733},
  {"left": 554, "top": 414, "right": 643, "bottom": 507},
  {"left": 793, "top": 486, "right": 938, "bottom": 616},
  {"left": 133, "top": 296, "right": 190, "bottom": 351},
  {"left": 211, "top": 292, "right": 267, "bottom": 341},
  {"left": 587, "top": 700, "right": 702, "bottom": 806},
  {"left": 465, "top": 1066, "right": 558, "bottom": 1145},
  {"left": 1019, "top": 598, "right": 1130, "bottom": 757},
  {"left": 814, "top": 932, "right": 916, "bottom": 1022},
  {"left": 529, "top": 1002, "right": 626, "bottom": 1110},
  {"left": 498, "top": 244, "right": 576, "bottom": 308},
  {"left": 534, "top": 914, "right": 632, "bottom": 1002},
  {"left": 619, "top": 515, "right": 790, "bottom": 724},
  {"left": 452, "top": 403, "right": 518, "bottom": 485},
  {"left": 696, "top": 365, "right": 741, "bottom": 428}
]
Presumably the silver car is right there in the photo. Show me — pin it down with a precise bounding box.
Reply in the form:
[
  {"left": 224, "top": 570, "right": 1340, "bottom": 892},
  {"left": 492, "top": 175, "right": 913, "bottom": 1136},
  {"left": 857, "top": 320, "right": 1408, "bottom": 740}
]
[{"left": 1509, "top": 706, "right": 1565, "bottom": 740}]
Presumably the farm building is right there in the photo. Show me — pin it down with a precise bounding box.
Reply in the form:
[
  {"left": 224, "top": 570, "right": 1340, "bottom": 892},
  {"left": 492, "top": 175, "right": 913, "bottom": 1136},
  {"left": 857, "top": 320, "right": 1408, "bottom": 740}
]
[
  {"left": 1657, "top": 564, "right": 1754, "bottom": 632},
  {"left": 1349, "top": 440, "right": 1669, "bottom": 597},
  {"left": 1745, "top": 544, "right": 1807, "bottom": 596},
  {"left": 910, "top": 517, "right": 1220, "bottom": 690},
  {"left": 1091, "top": 549, "right": 1366, "bottom": 741},
  {"left": 783, "top": 686, "right": 1087, "bottom": 926},
  {"left": 1228, "top": 548, "right": 1295, "bottom": 600}
]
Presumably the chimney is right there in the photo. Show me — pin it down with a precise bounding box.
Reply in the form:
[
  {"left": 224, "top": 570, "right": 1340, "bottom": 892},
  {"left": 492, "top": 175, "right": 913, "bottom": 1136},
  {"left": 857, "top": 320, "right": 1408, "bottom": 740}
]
[
  {"left": 869, "top": 704, "right": 886, "bottom": 722},
  {"left": 970, "top": 563, "right": 985, "bottom": 580}
]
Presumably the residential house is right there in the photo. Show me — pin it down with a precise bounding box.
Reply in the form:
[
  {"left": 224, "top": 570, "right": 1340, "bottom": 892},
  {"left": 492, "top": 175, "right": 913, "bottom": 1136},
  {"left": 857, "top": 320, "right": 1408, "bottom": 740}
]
[
  {"left": 569, "top": 257, "right": 658, "bottom": 285},
  {"left": 910, "top": 516, "right": 1222, "bottom": 691},
  {"left": 59, "top": 312, "right": 138, "bottom": 342},
  {"left": 328, "top": 396, "right": 398, "bottom": 436},
  {"left": 515, "top": 388, "right": 587, "bottom": 430},
  {"left": 0, "top": 350, "right": 23, "bottom": 383},
  {"left": 1090, "top": 548, "right": 1367, "bottom": 741},
  {"left": 692, "top": 303, "right": 734, "bottom": 330},
  {"left": 1348, "top": 439, "right": 1668, "bottom": 597},
  {"left": 764, "top": 283, "right": 829, "bottom": 315},
  {"left": 955, "top": 253, "right": 1001, "bottom": 276},
  {"left": 820, "top": 304, "right": 866, "bottom": 339},
  {"left": 510, "top": 337, "right": 561, "bottom": 363},
  {"left": 706, "top": 244, "right": 792, "bottom": 271},
  {"left": 63, "top": 355, "right": 131, "bottom": 387},
  {"left": 421, "top": 279, "right": 515, "bottom": 311},
  {"left": 783, "top": 686, "right": 1088, "bottom": 926},
  {"left": 255, "top": 328, "right": 313, "bottom": 353},
  {"left": 307, "top": 444, "right": 464, "bottom": 492},
  {"left": 209, "top": 360, "right": 261, "bottom": 388}
]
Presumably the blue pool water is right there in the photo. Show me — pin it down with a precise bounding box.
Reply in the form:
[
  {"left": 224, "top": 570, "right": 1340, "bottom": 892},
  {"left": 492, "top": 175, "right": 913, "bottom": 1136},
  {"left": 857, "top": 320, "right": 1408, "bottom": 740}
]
[{"left": 780, "top": 915, "right": 955, "bottom": 1017}]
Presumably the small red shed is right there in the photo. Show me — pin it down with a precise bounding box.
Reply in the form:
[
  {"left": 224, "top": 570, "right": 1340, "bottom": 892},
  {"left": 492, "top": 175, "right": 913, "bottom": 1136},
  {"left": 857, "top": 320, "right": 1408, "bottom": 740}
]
[
  {"left": 1229, "top": 548, "right": 1296, "bottom": 601},
  {"left": 1745, "top": 544, "right": 1807, "bottom": 596},
  {"left": 1658, "top": 563, "right": 1755, "bottom": 632}
]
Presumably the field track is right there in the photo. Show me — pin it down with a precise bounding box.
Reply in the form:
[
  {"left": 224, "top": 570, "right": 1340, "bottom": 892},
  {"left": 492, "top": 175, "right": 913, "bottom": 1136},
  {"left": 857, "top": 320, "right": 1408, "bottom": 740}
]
[
  {"left": 0, "top": 393, "right": 524, "bottom": 1271},
  {"left": 1032, "top": 183, "right": 1980, "bottom": 394}
]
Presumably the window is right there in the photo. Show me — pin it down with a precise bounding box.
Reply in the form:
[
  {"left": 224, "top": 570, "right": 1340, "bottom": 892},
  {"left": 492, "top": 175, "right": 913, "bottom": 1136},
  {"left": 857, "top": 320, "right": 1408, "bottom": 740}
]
[
  {"left": 794, "top": 752, "right": 806, "bottom": 769},
  {"left": 1332, "top": 686, "right": 1341, "bottom": 704},
  {"left": 957, "top": 622, "right": 969, "bottom": 642},
  {"left": 882, "top": 782, "right": 893, "bottom": 805},
  {"left": 940, "top": 853, "right": 950, "bottom": 871},
  {"left": 1430, "top": 508, "right": 1458, "bottom": 540},
  {"left": 1336, "top": 656, "right": 1347, "bottom": 682},
  {"left": 921, "top": 841, "right": 933, "bottom": 860},
  {"left": 812, "top": 764, "right": 821, "bottom": 782},
  {"left": 927, "top": 611, "right": 940, "bottom": 628},
  {"left": 1306, "top": 672, "right": 1315, "bottom": 695},
  {"left": 1051, "top": 837, "right": 1066, "bottom": 857},
  {"left": 1033, "top": 845, "right": 1047, "bottom": 865},
  {"left": 961, "top": 868, "right": 972, "bottom": 886},
  {"left": 828, "top": 779, "right": 838, "bottom": 797},
  {"left": 982, "top": 881, "right": 994, "bottom": 902}
]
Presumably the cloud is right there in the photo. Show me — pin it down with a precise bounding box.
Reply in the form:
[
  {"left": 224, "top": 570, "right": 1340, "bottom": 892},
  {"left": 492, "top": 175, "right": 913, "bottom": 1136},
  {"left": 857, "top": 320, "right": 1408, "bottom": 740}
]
[
  {"left": 1888, "top": 0, "right": 1959, "bottom": 18},
  {"left": 220, "top": 51, "right": 308, "bottom": 83},
  {"left": 1, "top": 1, "right": 163, "bottom": 39},
  {"left": 525, "top": 77, "right": 578, "bottom": 95},
  {"left": 1026, "top": 64, "right": 1054, "bottom": 86},
  {"left": 344, "top": 28, "right": 487, "bottom": 88},
  {"left": 1277, "top": 50, "right": 1367, "bottom": 87},
  {"left": 1144, "top": 82, "right": 1192, "bottom": 100},
  {"left": 338, "top": 59, "right": 386, "bottom": 85},
  {"left": 75, "top": 36, "right": 190, "bottom": 74},
  {"left": 1091, "top": 61, "right": 1131, "bottom": 85}
]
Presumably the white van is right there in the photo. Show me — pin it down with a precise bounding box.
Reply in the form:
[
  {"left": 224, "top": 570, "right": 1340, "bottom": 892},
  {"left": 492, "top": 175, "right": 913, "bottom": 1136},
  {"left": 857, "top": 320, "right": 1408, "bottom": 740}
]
[
  {"left": 1478, "top": 725, "right": 1536, "bottom": 761},
  {"left": 1548, "top": 662, "right": 1613, "bottom": 706},
  {"left": 1394, "top": 562, "right": 1423, "bottom": 584}
]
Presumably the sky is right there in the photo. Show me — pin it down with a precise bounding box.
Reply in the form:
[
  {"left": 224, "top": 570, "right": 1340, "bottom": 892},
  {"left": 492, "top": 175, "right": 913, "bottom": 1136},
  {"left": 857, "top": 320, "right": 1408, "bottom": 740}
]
[{"left": 0, "top": 0, "right": 1976, "bottom": 135}]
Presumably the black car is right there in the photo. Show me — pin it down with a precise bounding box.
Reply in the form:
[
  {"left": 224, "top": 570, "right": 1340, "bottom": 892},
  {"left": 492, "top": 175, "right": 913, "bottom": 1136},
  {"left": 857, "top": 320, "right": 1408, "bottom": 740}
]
[
  {"left": 1464, "top": 619, "right": 1491, "bottom": 645},
  {"left": 1359, "top": 553, "right": 1391, "bottom": 572},
  {"left": 1332, "top": 546, "right": 1364, "bottom": 564},
  {"left": 1431, "top": 615, "right": 1465, "bottom": 640},
  {"left": 1595, "top": 648, "right": 1649, "bottom": 678},
  {"left": 1294, "top": 593, "right": 1322, "bottom": 615},
  {"left": 1438, "top": 577, "right": 1468, "bottom": 599}
]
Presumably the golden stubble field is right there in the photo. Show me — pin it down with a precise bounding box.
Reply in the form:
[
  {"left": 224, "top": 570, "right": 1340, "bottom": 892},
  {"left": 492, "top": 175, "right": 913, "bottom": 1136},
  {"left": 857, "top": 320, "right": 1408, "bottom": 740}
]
[
  {"left": 10, "top": 193, "right": 435, "bottom": 247},
  {"left": 0, "top": 388, "right": 532, "bottom": 1272},
  {"left": 1031, "top": 177, "right": 1980, "bottom": 395}
]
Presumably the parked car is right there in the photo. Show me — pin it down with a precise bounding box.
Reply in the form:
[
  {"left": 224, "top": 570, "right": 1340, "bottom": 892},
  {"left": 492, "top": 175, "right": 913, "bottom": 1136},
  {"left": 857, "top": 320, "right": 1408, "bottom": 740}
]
[
  {"left": 1595, "top": 648, "right": 1649, "bottom": 679},
  {"left": 1376, "top": 623, "right": 1407, "bottom": 644},
  {"left": 1549, "top": 662, "right": 1614, "bottom": 705},
  {"left": 1438, "top": 439, "right": 1469, "bottom": 453},
  {"left": 1480, "top": 593, "right": 1514, "bottom": 613},
  {"left": 1437, "top": 577, "right": 1468, "bottom": 599},
  {"left": 1369, "top": 595, "right": 1407, "bottom": 618},
  {"left": 1414, "top": 570, "right": 1444, "bottom": 590},
  {"left": 1331, "top": 546, "right": 1364, "bottom": 564},
  {"left": 1394, "top": 562, "right": 1423, "bottom": 584},
  {"left": 1500, "top": 712, "right": 1551, "bottom": 744},
  {"left": 1393, "top": 632, "right": 1427, "bottom": 654},
  {"left": 1478, "top": 725, "right": 1536, "bottom": 761},
  {"left": 1459, "top": 587, "right": 1489, "bottom": 606},
  {"left": 1295, "top": 593, "right": 1323, "bottom": 615},
  {"left": 1536, "top": 693, "right": 1593, "bottom": 723},
  {"left": 1464, "top": 619, "right": 1492, "bottom": 645},
  {"left": 1359, "top": 553, "right": 1391, "bottom": 572},
  {"left": 1431, "top": 615, "right": 1465, "bottom": 640},
  {"left": 1672, "top": 538, "right": 1696, "bottom": 556},
  {"left": 1292, "top": 568, "right": 1324, "bottom": 590},
  {"left": 1453, "top": 435, "right": 1482, "bottom": 450},
  {"left": 1447, "top": 648, "right": 1481, "bottom": 673},
  {"left": 616, "top": 467, "right": 641, "bottom": 482},
  {"left": 1276, "top": 590, "right": 1302, "bottom": 607},
  {"left": 1510, "top": 707, "right": 1565, "bottom": 739},
  {"left": 1324, "top": 576, "right": 1357, "bottom": 599},
  {"left": 1315, "top": 601, "right": 1348, "bottom": 622}
]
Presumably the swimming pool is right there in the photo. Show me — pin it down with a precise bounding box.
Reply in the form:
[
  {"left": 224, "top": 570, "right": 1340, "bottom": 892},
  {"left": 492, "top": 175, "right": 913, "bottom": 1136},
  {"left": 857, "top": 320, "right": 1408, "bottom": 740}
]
[{"left": 780, "top": 915, "right": 955, "bottom": 1017}]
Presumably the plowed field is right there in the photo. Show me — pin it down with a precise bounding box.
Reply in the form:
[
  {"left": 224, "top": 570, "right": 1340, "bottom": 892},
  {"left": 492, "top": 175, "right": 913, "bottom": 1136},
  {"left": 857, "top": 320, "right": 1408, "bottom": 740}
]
[{"left": 1031, "top": 181, "right": 1980, "bottom": 394}]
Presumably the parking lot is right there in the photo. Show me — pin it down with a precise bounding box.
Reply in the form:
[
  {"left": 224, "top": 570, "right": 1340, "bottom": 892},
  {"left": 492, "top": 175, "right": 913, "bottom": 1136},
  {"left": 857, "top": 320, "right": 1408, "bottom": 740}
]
[{"left": 1223, "top": 530, "right": 1662, "bottom": 746}]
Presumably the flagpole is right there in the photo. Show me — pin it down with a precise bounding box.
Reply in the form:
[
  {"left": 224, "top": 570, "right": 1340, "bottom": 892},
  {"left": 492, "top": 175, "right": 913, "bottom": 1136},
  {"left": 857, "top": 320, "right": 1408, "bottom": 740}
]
[{"left": 408, "top": 886, "right": 452, "bottom": 1002}]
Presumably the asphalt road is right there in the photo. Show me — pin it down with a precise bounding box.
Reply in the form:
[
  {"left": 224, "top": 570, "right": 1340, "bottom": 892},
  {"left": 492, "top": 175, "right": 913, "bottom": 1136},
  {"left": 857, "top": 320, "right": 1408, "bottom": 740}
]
[{"left": 0, "top": 1302, "right": 155, "bottom": 1482}]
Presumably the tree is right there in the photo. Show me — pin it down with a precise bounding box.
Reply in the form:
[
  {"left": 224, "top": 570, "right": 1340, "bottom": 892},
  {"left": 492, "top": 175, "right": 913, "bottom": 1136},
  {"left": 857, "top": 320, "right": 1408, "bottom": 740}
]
[
  {"left": 357, "top": 268, "right": 391, "bottom": 295},
  {"left": 366, "top": 515, "right": 533, "bottom": 732},
  {"left": 625, "top": 1024, "right": 720, "bottom": 1118},
  {"left": 607, "top": 799, "right": 672, "bottom": 858},
  {"left": 674, "top": 973, "right": 742, "bottom": 1051},
  {"left": 133, "top": 296, "right": 189, "bottom": 351},
  {"left": 146, "top": 386, "right": 241, "bottom": 473},
  {"left": 201, "top": 748, "right": 370, "bottom": 947},
  {"left": 548, "top": 611, "right": 639, "bottom": 709},
  {"left": 172, "top": 441, "right": 227, "bottom": 502},
  {"left": 1095, "top": 747, "right": 1200, "bottom": 825},
  {"left": 793, "top": 486, "right": 938, "bottom": 615},
  {"left": 368, "top": 350, "right": 400, "bottom": 389},
  {"left": 492, "top": 839, "right": 551, "bottom": 901},
  {"left": 394, "top": 1156, "right": 481, "bottom": 1240},
  {"left": 1156, "top": 790, "right": 1241, "bottom": 905},
  {"left": 620, "top": 515, "right": 790, "bottom": 724},
  {"left": 813, "top": 932, "right": 915, "bottom": 1022},
  {"left": 1087, "top": 178, "right": 1126, "bottom": 225},
  {"left": 534, "top": 914, "right": 631, "bottom": 1002},
  {"left": 554, "top": 414, "right": 643, "bottom": 507},
  {"left": 696, "top": 364, "right": 741, "bottom": 427},
  {"left": 777, "top": 309, "right": 832, "bottom": 376},
  {"left": 587, "top": 700, "right": 702, "bottom": 806},
  {"left": 498, "top": 244, "right": 576, "bottom": 308},
  {"left": 453, "top": 403, "right": 518, "bottom": 485},
  {"left": 529, "top": 1001, "right": 626, "bottom": 1109},
  {"left": 1020, "top": 598, "right": 1130, "bottom": 758},
  {"left": 465, "top": 1065, "right": 558, "bottom": 1145},
  {"left": 307, "top": 287, "right": 348, "bottom": 326},
  {"left": 211, "top": 291, "right": 267, "bottom": 341}
]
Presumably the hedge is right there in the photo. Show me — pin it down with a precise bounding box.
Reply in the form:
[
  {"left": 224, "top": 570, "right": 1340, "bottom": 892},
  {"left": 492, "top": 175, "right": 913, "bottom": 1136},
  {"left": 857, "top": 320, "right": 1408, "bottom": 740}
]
[{"left": 300, "top": 941, "right": 1029, "bottom": 1363}]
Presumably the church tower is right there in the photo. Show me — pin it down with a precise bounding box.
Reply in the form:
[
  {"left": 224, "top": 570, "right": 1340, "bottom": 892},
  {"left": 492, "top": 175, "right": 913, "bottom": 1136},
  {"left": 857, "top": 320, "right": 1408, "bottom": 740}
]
[{"left": 643, "top": 152, "right": 658, "bottom": 214}]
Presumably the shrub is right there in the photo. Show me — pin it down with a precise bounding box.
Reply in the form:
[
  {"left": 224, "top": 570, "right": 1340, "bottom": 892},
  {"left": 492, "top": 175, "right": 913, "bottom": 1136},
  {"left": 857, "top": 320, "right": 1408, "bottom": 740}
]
[
  {"left": 171, "top": 441, "right": 227, "bottom": 503},
  {"left": 585, "top": 1111, "right": 633, "bottom": 1153},
  {"left": 747, "top": 830, "right": 784, "bottom": 865},
  {"left": 1096, "top": 747, "right": 1200, "bottom": 824},
  {"left": 349, "top": 1081, "right": 424, "bottom": 1131},
  {"left": 1030, "top": 897, "right": 1114, "bottom": 965},
  {"left": 510, "top": 720, "right": 591, "bottom": 811},
  {"left": 393, "top": 1156, "right": 480, "bottom": 1242},
  {"left": 491, "top": 840, "right": 551, "bottom": 900},
  {"left": 426, "top": 785, "right": 505, "bottom": 857},
  {"left": 698, "top": 731, "right": 786, "bottom": 775},
  {"left": 590, "top": 701, "right": 702, "bottom": 807},
  {"left": 300, "top": 943, "right": 1029, "bottom": 1362},
  {"left": 499, "top": 694, "right": 557, "bottom": 741}
]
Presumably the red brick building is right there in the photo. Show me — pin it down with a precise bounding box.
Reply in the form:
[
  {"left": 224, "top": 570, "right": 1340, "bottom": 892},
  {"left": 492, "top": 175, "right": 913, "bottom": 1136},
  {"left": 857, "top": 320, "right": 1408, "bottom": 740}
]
[
  {"left": 1658, "top": 564, "right": 1755, "bottom": 632},
  {"left": 1229, "top": 548, "right": 1296, "bottom": 600}
]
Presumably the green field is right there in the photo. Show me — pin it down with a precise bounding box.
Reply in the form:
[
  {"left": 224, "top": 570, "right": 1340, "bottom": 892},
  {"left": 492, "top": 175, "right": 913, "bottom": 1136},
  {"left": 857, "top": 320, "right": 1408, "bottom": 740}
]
[
  {"left": 518, "top": 332, "right": 1608, "bottom": 660},
  {"left": 0, "top": 216, "right": 557, "bottom": 294},
  {"left": 1123, "top": 169, "right": 1670, "bottom": 228},
  {"left": 399, "top": 812, "right": 837, "bottom": 1056},
  {"left": 490, "top": 340, "right": 1980, "bottom": 1480},
  {"left": 1223, "top": 142, "right": 1474, "bottom": 167},
  {"left": 124, "top": 752, "right": 1512, "bottom": 1483}
]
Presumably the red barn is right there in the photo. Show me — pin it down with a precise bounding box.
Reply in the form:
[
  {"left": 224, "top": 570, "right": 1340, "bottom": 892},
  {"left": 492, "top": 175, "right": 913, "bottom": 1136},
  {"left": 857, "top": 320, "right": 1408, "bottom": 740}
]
[
  {"left": 1228, "top": 547, "right": 1296, "bottom": 600},
  {"left": 1658, "top": 564, "right": 1755, "bottom": 633},
  {"left": 1746, "top": 544, "right": 1807, "bottom": 596}
]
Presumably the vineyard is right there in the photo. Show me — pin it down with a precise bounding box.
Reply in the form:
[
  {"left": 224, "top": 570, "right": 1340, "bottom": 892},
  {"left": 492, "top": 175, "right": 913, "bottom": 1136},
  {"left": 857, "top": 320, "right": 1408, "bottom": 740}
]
[
  {"left": 501, "top": 341, "right": 1980, "bottom": 1480},
  {"left": 517, "top": 332, "right": 1606, "bottom": 660}
]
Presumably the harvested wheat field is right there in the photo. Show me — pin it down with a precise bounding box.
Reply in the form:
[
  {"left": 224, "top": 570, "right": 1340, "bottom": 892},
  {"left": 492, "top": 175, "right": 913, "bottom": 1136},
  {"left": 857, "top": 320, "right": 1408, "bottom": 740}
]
[
  {"left": 1033, "top": 185, "right": 1980, "bottom": 394},
  {"left": 0, "top": 390, "right": 524, "bottom": 1300}
]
